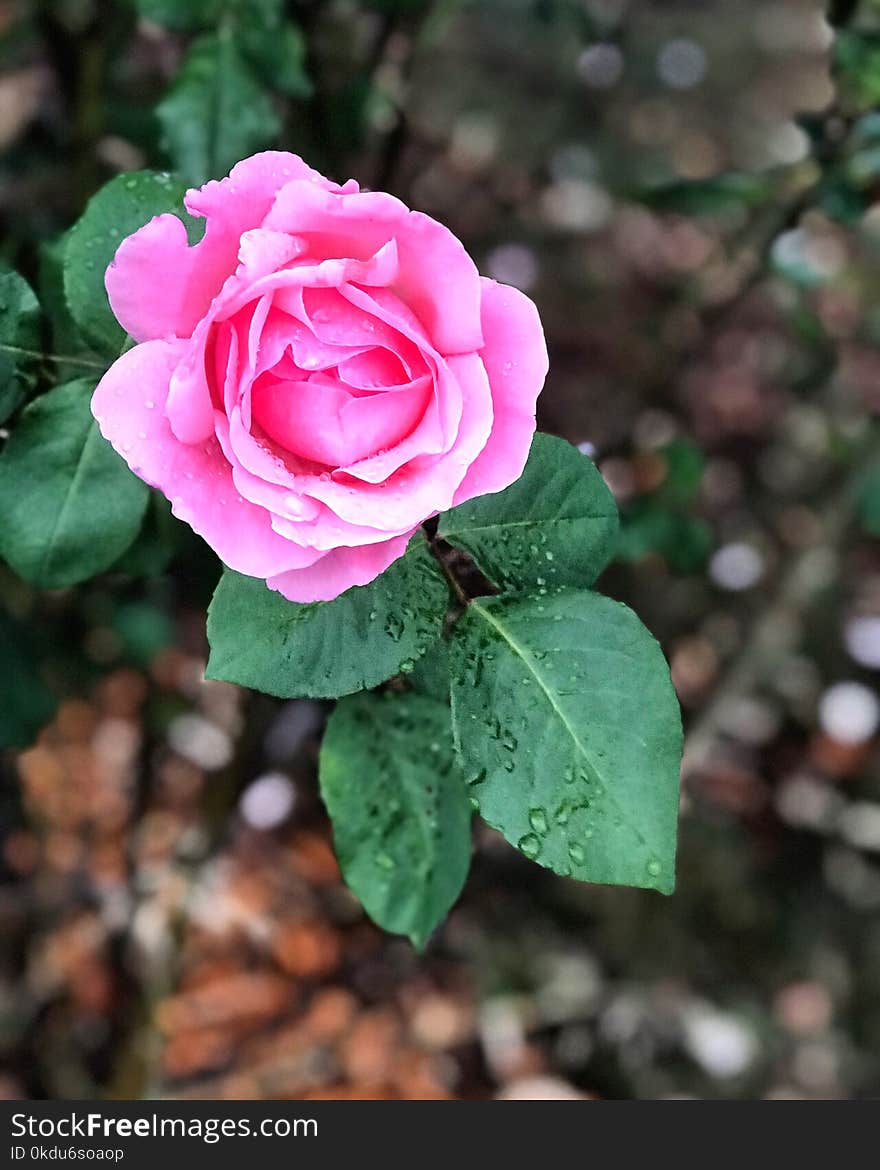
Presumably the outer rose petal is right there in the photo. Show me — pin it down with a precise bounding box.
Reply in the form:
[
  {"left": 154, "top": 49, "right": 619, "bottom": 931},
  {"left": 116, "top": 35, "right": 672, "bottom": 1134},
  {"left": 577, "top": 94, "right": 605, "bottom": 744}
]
[
  {"left": 105, "top": 214, "right": 205, "bottom": 343},
  {"left": 452, "top": 278, "right": 548, "bottom": 505},
  {"left": 91, "top": 340, "right": 323, "bottom": 579},
  {"left": 263, "top": 181, "right": 484, "bottom": 353},
  {"left": 266, "top": 530, "right": 417, "bottom": 603},
  {"left": 105, "top": 153, "right": 335, "bottom": 343}
]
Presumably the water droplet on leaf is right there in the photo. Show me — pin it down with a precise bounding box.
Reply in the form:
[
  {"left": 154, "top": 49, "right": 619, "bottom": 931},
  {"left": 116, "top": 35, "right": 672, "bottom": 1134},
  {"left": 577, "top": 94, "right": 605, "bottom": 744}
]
[
  {"left": 529, "top": 807, "right": 548, "bottom": 835},
  {"left": 518, "top": 833, "right": 541, "bottom": 859}
]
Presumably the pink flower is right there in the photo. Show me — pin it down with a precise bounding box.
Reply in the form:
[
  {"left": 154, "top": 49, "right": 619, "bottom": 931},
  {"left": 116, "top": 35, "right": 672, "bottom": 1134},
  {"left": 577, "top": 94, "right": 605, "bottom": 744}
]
[{"left": 92, "top": 152, "right": 548, "bottom": 602}]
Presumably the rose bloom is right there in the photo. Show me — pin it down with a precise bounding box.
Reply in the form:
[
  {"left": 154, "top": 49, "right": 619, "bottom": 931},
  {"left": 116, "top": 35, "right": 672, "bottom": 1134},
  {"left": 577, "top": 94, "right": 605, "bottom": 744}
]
[{"left": 92, "top": 152, "right": 547, "bottom": 601}]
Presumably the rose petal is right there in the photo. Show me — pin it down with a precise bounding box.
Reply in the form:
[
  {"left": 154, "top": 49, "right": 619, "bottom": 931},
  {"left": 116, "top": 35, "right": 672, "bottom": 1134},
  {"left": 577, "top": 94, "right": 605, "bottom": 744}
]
[
  {"left": 251, "top": 371, "right": 432, "bottom": 466},
  {"left": 333, "top": 284, "right": 460, "bottom": 482},
  {"left": 237, "top": 227, "right": 305, "bottom": 280},
  {"left": 269, "top": 507, "right": 404, "bottom": 551},
  {"left": 213, "top": 411, "right": 321, "bottom": 522},
  {"left": 266, "top": 529, "right": 417, "bottom": 603},
  {"left": 91, "top": 339, "right": 323, "bottom": 578},
  {"left": 263, "top": 181, "right": 484, "bottom": 353},
  {"left": 336, "top": 348, "right": 413, "bottom": 389},
  {"left": 105, "top": 213, "right": 207, "bottom": 343},
  {"left": 105, "top": 153, "right": 336, "bottom": 344},
  {"left": 184, "top": 150, "right": 334, "bottom": 222},
  {"left": 452, "top": 278, "right": 547, "bottom": 504},
  {"left": 298, "top": 351, "right": 492, "bottom": 529}
]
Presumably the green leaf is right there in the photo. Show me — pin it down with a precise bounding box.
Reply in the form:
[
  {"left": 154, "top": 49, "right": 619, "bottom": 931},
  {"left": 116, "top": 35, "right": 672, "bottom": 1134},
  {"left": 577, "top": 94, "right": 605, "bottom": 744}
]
[
  {"left": 656, "top": 438, "right": 705, "bottom": 507},
  {"left": 858, "top": 468, "right": 880, "bottom": 536},
  {"left": 157, "top": 31, "right": 282, "bottom": 187},
  {"left": 134, "top": 0, "right": 224, "bottom": 29},
  {"left": 639, "top": 173, "right": 774, "bottom": 216},
  {"left": 112, "top": 492, "right": 181, "bottom": 578},
  {"left": 449, "top": 589, "right": 682, "bottom": 893},
  {"left": 617, "top": 505, "right": 713, "bottom": 573},
  {"left": 112, "top": 600, "right": 174, "bottom": 666},
  {"left": 206, "top": 535, "right": 450, "bottom": 698},
  {"left": 320, "top": 691, "right": 472, "bottom": 946},
  {"left": 236, "top": 1, "right": 312, "bottom": 99},
  {"left": 835, "top": 30, "right": 880, "bottom": 113},
  {"left": 0, "top": 379, "right": 150, "bottom": 588},
  {"left": 63, "top": 171, "right": 189, "bottom": 357},
  {"left": 38, "top": 236, "right": 105, "bottom": 382},
  {"left": 407, "top": 641, "right": 451, "bottom": 703},
  {"left": 0, "top": 267, "right": 41, "bottom": 424},
  {"left": 137, "top": 0, "right": 311, "bottom": 96},
  {"left": 0, "top": 610, "right": 57, "bottom": 749},
  {"left": 438, "top": 433, "right": 618, "bottom": 592}
]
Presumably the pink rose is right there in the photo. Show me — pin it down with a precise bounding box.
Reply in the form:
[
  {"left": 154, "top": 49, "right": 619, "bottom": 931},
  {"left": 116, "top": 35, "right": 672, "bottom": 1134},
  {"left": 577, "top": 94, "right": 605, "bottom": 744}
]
[{"left": 92, "top": 152, "right": 548, "bottom": 602}]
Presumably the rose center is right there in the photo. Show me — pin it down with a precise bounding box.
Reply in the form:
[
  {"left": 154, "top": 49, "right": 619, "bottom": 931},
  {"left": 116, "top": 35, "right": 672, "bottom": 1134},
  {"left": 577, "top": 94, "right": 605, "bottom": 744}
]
[{"left": 251, "top": 360, "right": 431, "bottom": 468}]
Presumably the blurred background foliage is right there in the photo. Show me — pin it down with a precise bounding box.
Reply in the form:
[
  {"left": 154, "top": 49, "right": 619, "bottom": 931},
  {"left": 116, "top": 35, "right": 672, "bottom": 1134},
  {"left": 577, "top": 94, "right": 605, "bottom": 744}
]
[{"left": 3, "top": 0, "right": 880, "bottom": 1099}]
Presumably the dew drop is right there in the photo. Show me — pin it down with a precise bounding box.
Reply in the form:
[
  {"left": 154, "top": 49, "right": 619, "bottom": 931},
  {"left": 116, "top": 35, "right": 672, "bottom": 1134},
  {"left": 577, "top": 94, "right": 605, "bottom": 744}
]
[
  {"left": 568, "top": 840, "right": 586, "bottom": 866},
  {"left": 646, "top": 858, "right": 662, "bottom": 878},
  {"left": 528, "top": 807, "right": 548, "bottom": 835},
  {"left": 518, "top": 833, "right": 541, "bottom": 859},
  {"left": 384, "top": 614, "right": 404, "bottom": 642},
  {"left": 554, "top": 800, "right": 572, "bottom": 826}
]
